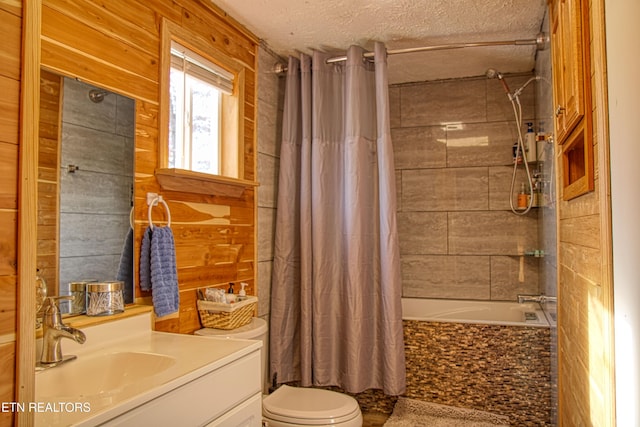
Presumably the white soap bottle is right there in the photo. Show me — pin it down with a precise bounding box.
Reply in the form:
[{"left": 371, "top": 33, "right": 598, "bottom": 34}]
[
  {"left": 238, "top": 282, "right": 248, "bottom": 301},
  {"left": 525, "top": 122, "right": 537, "bottom": 163}
]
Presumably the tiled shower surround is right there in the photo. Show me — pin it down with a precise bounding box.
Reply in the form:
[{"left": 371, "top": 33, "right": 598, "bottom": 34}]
[{"left": 390, "top": 74, "right": 541, "bottom": 301}]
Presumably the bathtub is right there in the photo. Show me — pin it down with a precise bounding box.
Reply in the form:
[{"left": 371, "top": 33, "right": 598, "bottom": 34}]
[
  {"left": 401, "top": 297, "right": 550, "bottom": 327},
  {"left": 399, "top": 297, "right": 553, "bottom": 425}
]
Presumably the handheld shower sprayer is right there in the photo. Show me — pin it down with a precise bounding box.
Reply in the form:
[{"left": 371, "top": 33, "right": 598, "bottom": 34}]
[
  {"left": 485, "top": 68, "right": 512, "bottom": 98},
  {"left": 486, "top": 67, "right": 535, "bottom": 215}
]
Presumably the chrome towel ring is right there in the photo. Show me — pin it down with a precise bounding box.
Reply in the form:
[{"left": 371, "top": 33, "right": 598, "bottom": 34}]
[{"left": 146, "top": 192, "right": 171, "bottom": 229}]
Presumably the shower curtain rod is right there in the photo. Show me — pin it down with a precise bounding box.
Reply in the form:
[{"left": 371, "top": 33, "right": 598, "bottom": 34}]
[{"left": 273, "top": 32, "right": 548, "bottom": 73}]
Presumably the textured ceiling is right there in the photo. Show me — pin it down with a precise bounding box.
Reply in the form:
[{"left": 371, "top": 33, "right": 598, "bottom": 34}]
[{"left": 210, "top": 0, "right": 548, "bottom": 84}]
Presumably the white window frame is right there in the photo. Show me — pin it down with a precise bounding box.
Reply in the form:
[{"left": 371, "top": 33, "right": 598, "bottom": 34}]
[{"left": 159, "top": 20, "right": 245, "bottom": 180}]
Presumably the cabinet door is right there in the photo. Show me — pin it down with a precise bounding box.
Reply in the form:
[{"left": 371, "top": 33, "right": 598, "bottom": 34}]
[
  {"left": 205, "top": 393, "right": 262, "bottom": 427},
  {"left": 551, "top": 0, "right": 586, "bottom": 143}
]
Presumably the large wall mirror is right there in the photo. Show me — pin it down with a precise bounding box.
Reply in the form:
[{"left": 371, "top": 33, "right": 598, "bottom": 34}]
[{"left": 37, "top": 69, "right": 135, "bottom": 315}]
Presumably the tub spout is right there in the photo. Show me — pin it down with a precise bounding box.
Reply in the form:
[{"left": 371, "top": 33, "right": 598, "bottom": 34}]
[{"left": 517, "top": 294, "right": 557, "bottom": 304}]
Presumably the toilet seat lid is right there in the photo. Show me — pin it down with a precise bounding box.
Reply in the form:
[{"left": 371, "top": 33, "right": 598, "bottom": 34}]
[{"left": 262, "top": 385, "right": 361, "bottom": 425}]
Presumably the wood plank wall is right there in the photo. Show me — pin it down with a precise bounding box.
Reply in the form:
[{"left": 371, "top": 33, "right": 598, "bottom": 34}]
[
  {"left": 556, "top": 0, "right": 615, "bottom": 424},
  {"left": 0, "top": 0, "right": 22, "bottom": 424},
  {"left": 5, "top": 0, "right": 257, "bottom": 420},
  {"left": 36, "top": 0, "right": 259, "bottom": 334},
  {"left": 2, "top": 0, "right": 258, "bottom": 421}
]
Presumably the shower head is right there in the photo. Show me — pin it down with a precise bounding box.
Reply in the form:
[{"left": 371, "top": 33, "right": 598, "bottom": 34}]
[
  {"left": 485, "top": 68, "right": 503, "bottom": 80},
  {"left": 485, "top": 68, "right": 511, "bottom": 97},
  {"left": 88, "top": 89, "right": 109, "bottom": 103}
]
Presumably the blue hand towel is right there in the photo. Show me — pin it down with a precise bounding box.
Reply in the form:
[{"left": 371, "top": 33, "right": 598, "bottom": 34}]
[
  {"left": 148, "top": 226, "right": 180, "bottom": 317},
  {"left": 139, "top": 226, "right": 153, "bottom": 291}
]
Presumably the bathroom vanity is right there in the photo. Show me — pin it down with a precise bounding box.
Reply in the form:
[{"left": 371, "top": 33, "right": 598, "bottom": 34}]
[{"left": 35, "top": 311, "right": 262, "bottom": 426}]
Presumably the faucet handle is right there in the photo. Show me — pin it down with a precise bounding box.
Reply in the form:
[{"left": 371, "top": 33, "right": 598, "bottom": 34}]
[
  {"left": 42, "top": 296, "right": 74, "bottom": 326},
  {"left": 43, "top": 295, "right": 73, "bottom": 312}
]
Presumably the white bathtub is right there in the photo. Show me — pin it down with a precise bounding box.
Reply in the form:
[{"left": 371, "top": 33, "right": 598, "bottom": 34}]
[{"left": 401, "top": 298, "right": 550, "bottom": 327}]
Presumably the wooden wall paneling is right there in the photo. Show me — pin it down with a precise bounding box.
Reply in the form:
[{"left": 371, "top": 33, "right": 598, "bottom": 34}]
[
  {"left": 0, "top": 9, "right": 21, "bottom": 80},
  {"left": 0, "top": 76, "right": 20, "bottom": 145},
  {"left": 0, "top": 276, "right": 17, "bottom": 336},
  {"left": 0, "top": 342, "right": 16, "bottom": 427},
  {"left": 17, "top": 0, "right": 41, "bottom": 423},
  {"left": 0, "top": 0, "right": 21, "bottom": 16},
  {"left": 0, "top": 212, "right": 17, "bottom": 276},
  {"left": 0, "top": 142, "right": 19, "bottom": 208},
  {"left": 0, "top": 2, "right": 21, "bottom": 422},
  {"left": 590, "top": 0, "right": 616, "bottom": 423},
  {"left": 39, "top": 0, "right": 258, "bottom": 335},
  {"left": 40, "top": 39, "right": 158, "bottom": 104},
  {"left": 43, "top": 0, "right": 161, "bottom": 55},
  {"left": 178, "top": 0, "right": 257, "bottom": 69},
  {"left": 41, "top": 5, "right": 158, "bottom": 81},
  {"left": 554, "top": 0, "right": 615, "bottom": 423},
  {"left": 189, "top": 0, "right": 259, "bottom": 46}
]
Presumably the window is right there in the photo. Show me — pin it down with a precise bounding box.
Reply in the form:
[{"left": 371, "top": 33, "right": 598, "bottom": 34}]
[
  {"left": 159, "top": 20, "right": 246, "bottom": 182},
  {"left": 169, "top": 41, "right": 233, "bottom": 176}
]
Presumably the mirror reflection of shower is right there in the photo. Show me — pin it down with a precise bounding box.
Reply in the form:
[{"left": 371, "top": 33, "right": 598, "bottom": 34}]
[{"left": 486, "top": 69, "right": 544, "bottom": 215}]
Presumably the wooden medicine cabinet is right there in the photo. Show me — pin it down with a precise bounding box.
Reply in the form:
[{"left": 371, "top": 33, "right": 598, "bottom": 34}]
[{"left": 550, "top": 0, "right": 594, "bottom": 200}]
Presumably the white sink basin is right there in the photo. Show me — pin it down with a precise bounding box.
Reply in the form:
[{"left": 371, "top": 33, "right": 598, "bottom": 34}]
[
  {"left": 37, "top": 351, "right": 176, "bottom": 399},
  {"left": 35, "top": 312, "right": 261, "bottom": 426}
]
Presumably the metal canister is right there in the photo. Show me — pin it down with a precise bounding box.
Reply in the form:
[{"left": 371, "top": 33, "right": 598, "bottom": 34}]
[
  {"left": 86, "top": 281, "right": 125, "bottom": 316},
  {"left": 69, "top": 279, "right": 97, "bottom": 315}
]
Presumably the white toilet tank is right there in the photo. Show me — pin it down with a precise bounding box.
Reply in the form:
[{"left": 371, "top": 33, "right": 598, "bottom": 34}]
[{"left": 194, "top": 317, "right": 269, "bottom": 393}]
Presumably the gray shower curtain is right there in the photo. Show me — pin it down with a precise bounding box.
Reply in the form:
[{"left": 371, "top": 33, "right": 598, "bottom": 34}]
[{"left": 270, "top": 42, "right": 405, "bottom": 395}]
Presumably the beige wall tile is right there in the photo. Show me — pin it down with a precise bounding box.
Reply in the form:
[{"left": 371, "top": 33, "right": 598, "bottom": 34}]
[
  {"left": 257, "top": 48, "right": 285, "bottom": 105},
  {"left": 258, "top": 207, "right": 276, "bottom": 262},
  {"left": 488, "top": 166, "right": 533, "bottom": 211},
  {"left": 400, "top": 79, "right": 486, "bottom": 127},
  {"left": 257, "top": 153, "right": 278, "bottom": 208},
  {"left": 559, "top": 214, "right": 600, "bottom": 249},
  {"left": 392, "top": 126, "right": 446, "bottom": 169},
  {"left": 402, "top": 167, "right": 488, "bottom": 211},
  {"left": 257, "top": 97, "right": 282, "bottom": 157},
  {"left": 257, "top": 260, "right": 272, "bottom": 317},
  {"left": 558, "top": 241, "right": 601, "bottom": 285},
  {"left": 256, "top": 45, "right": 283, "bottom": 341},
  {"left": 446, "top": 121, "right": 518, "bottom": 167},
  {"left": 398, "top": 212, "right": 447, "bottom": 255},
  {"left": 389, "top": 86, "right": 400, "bottom": 129},
  {"left": 449, "top": 211, "right": 538, "bottom": 255},
  {"left": 402, "top": 255, "right": 490, "bottom": 299},
  {"left": 490, "top": 255, "right": 541, "bottom": 300},
  {"left": 486, "top": 74, "right": 536, "bottom": 123}
]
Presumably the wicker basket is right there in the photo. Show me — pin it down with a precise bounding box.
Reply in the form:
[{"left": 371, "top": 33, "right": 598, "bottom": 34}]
[{"left": 197, "top": 296, "right": 257, "bottom": 330}]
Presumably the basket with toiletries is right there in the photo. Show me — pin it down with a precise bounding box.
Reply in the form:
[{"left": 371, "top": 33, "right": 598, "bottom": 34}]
[{"left": 196, "top": 286, "right": 257, "bottom": 330}]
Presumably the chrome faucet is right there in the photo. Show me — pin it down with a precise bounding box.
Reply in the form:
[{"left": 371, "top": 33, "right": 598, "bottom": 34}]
[
  {"left": 517, "top": 294, "right": 557, "bottom": 304},
  {"left": 37, "top": 296, "right": 86, "bottom": 370}
]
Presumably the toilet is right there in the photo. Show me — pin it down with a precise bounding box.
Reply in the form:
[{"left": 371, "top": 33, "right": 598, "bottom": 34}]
[{"left": 195, "top": 318, "right": 363, "bottom": 427}]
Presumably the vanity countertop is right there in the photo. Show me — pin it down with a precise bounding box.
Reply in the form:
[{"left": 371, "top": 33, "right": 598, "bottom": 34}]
[{"left": 35, "top": 311, "right": 261, "bottom": 426}]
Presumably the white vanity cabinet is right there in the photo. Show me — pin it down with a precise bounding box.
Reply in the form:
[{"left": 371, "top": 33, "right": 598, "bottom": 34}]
[
  {"left": 103, "top": 350, "right": 262, "bottom": 427},
  {"left": 35, "top": 312, "right": 263, "bottom": 427}
]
